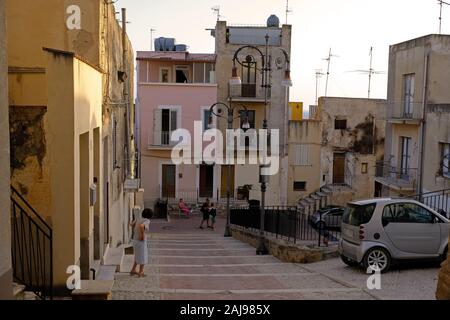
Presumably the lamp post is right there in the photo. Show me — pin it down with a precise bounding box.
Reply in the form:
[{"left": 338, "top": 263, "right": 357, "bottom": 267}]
[
  {"left": 208, "top": 102, "right": 250, "bottom": 237},
  {"left": 230, "top": 34, "right": 292, "bottom": 255}
]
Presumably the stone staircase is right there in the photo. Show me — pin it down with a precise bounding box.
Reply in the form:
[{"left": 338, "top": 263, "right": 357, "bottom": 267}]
[
  {"left": 297, "top": 184, "right": 354, "bottom": 215},
  {"left": 13, "top": 283, "right": 38, "bottom": 300}
]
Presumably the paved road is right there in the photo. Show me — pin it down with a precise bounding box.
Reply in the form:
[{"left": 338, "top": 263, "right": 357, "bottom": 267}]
[{"left": 112, "top": 216, "right": 376, "bottom": 300}]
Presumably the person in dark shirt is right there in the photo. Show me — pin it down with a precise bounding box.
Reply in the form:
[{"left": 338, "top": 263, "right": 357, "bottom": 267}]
[{"left": 199, "top": 198, "right": 211, "bottom": 229}]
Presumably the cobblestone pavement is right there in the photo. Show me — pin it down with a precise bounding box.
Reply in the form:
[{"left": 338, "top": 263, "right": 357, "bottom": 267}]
[{"left": 112, "top": 215, "right": 377, "bottom": 300}]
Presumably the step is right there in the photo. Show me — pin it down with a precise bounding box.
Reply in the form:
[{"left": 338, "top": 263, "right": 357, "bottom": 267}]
[
  {"left": 96, "top": 265, "right": 117, "bottom": 281},
  {"left": 316, "top": 192, "right": 328, "bottom": 197},
  {"left": 310, "top": 194, "right": 321, "bottom": 200},
  {"left": 71, "top": 280, "right": 114, "bottom": 300},
  {"left": 103, "top": 245, "right": 125, "bottom": 272}
]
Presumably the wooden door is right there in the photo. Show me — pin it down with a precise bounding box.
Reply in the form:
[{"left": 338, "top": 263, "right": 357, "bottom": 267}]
[
  {"left": 333, "top": 153, "right": 345, "bottom": 184},
  {"left": 161, "top": 164, "right": 176, "bottom": 198},
  {"left": 221, "top": 165, "right": 235, "bottom": 198}
]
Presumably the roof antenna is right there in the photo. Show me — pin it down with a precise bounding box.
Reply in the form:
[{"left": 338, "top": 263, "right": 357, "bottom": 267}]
[
  {"left": 212, "top": 6, "right": 223, "bottom": 21},
  {"left": 347, "top": 47, "right": 385, "bottom": 98},
  {"left": 323, "top": 48, "right": 339, "bottom": 97},
  {"left": 285, "top": 0, "right": 293, "bottom": 24},
  {"left": 438, "top": 0, "right": 450, "bottom": 34}
]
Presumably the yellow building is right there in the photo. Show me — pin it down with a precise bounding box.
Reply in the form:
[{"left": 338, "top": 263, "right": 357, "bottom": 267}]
[{"left": 6, "top": 0, "right": 136, "bottom": 295}]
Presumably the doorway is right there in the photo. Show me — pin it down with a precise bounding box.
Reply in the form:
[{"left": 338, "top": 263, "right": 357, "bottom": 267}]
[
  {"left": 161, "top": 164, "right": 176, "bottom": 198},
  {"left": 103, "top": 137, "right": 109, "bottom": 247},
  {"left": 93, "top": 128, "right": 100, "bottom": 260},
  {"left": 199, "top": 164, "right": 214, "bottom": 198},
  {"left": 79, "top": 132, "right": 90, "bottom": 280},
  {"left": 220, "top": 165, "right": 235, "bottom": 198},
  {"left": 333, "top": 153, "right": 345, "bottom": 184}
]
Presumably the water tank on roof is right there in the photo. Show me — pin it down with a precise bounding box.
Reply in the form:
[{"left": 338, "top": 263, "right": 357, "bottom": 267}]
[
  {"left": 154, "top": 37, "right": 175, "bottom": 51},
  {"left": 267, "top": 15, "right": 280, "bottom": 28},
  {"left": 175, "top": 44, "right": 187, "bottom": 52}
]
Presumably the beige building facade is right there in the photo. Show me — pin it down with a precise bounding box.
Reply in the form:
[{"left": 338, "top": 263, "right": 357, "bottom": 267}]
[
  {"left": 213, "top": 18, "right": 291, "bottom": 206},
  {"left": 6, "top": 0, "right": 136, "bottom": 293},
  {"left": 0, "top": 0, "right": 13, "bottom": 300}
]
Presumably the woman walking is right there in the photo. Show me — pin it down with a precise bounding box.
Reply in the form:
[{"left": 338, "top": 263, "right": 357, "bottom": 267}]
[{"left": 130, "top": 208, "right": 153, "bottom": 277}]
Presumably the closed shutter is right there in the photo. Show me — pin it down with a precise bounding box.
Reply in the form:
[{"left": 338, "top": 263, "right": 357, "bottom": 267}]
[
  {"left": 293, "top": 145, "right": 310, "bottom": 166},
  {"left": 153, "top": 109, "right": 162, "bottom": 145}
]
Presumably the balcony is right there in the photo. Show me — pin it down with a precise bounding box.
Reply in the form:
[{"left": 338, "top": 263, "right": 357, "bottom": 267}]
[
  {"left": 387, "top": 102, "right": 423, "bottom": 125},
  {"left": 375, "top": 162, "right": 418, "bottom": 192},
  {"left": 229, "top": 83, "right": 268, "bottom": 103},
  {"left": 148, "top": 131, "right": 177, "bottom": 149}
]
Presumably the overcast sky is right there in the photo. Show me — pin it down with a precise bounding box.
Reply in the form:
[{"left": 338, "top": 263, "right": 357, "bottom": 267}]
[{"left": 117, "top": 0, "right": 446, "bottom": 111}]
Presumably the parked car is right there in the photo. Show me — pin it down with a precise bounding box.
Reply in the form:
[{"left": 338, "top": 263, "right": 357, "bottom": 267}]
[
  {"left": 339, "top": 198, "right": 449, "bottom": 273},
  {"left": 309, "top": 206, "right": 345, "bottom": 230}
]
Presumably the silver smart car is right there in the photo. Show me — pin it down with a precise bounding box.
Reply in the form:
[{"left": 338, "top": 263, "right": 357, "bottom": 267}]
[{"left": 339, "top": 198, "right": 449, "bottom": 273}]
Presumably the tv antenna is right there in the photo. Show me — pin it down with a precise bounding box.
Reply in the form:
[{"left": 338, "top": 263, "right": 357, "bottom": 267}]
[
  {"left": 212, "top": 6, "right": 223, "bottom": 21},
  {"left": 315, "top": 69, "right": 325, "bottom": 105},
  {"left": 438, "top": 0, "right": 450, "bottom": 34},
  {"left": 285, "top": 0, "right": 293, "bottom": 24},
  {"left": 323, "top": 48, "right": 339, "bottom": 97},
  {"left": 348, "top": 47, "right": 385, "bottom": 98},
  {"left": 150, "top": 28, "right": 156, "bottom": 51}
]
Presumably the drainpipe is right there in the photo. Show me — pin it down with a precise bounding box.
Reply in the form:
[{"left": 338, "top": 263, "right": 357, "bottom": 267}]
[
  {"left": 418, "top": 52, "right": 429, "bottom": 199},
  {"left": 122, "top": 8, "right": 131, "bottom": 179}
]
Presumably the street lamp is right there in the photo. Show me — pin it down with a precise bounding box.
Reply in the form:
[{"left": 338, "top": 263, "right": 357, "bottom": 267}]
[
  {"left": 208, "top": 102, "right": 250, "bottom": 237},
  {"left": 230, "top": 34, "right": 292, "bottom": 255}
]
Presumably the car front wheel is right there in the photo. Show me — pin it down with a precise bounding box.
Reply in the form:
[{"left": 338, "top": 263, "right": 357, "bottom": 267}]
[{"left": 363, "top": 247, "right": 391, "bottom": 273}]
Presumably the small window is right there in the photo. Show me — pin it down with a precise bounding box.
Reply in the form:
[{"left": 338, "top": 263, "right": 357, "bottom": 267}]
[
  {"left": 382, "top": 203, "right": 434, "bottom": 224},
  {"left": 293, "top": 181, "right": 307, "bottom": 191},
  {"left": 361, "top": 163, "right": 368, "bottom": 174},
  {"left": 203, "top": 109, "right": 211, "bottom": 132},
  {"left": 239, "top": 110, "right": 255, "bottom": 130},
  {"left": 160, "top": 68, "right": 170, "bottom": 83},
  {"left": 335, "top": 119, "right": 347, "bottom": 130},
  {"left": 441, "top": 143, "right": 450, "bottom": 178},
  {"left": 343, "top": 203, "right": 376, "bottom": 226}
]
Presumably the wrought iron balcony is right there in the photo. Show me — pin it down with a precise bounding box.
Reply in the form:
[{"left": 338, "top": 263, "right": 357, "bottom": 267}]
[{"left": 375, "top": 161, "right": 418, "bottom": 191}]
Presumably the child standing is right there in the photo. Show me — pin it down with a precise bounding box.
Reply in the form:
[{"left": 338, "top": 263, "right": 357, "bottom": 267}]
[
  {"left": 130, "top": 208, "right": 153, "bottom": 277},
  {"left": 208, "top": 203, "right": 217, "bottom": 230}
]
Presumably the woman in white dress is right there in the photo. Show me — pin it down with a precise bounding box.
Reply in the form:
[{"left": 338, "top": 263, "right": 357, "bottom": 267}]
[{"left": 130, "top": 208, "right": 152, "bottom": 277}]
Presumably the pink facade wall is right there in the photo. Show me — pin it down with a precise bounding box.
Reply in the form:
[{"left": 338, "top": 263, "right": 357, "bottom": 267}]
[{"left": 138, "top": 59, "right": 217, "bottom": 204}]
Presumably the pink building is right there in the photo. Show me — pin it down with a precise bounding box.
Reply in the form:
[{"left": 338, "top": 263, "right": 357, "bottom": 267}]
[{"left": 137, "top": 50, "right": 218, "bottom": 207}]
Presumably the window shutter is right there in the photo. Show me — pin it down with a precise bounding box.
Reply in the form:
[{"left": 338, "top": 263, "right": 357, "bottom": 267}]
[
  {"left": 153, "top": 109, "right": 162, "bottom": 145},
  {"left": 171, "top": 110, "right": 178, "bottom": 131}
]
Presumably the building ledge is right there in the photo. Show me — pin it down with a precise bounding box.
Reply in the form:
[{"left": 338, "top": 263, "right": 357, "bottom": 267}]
[
  {"left": 138, "top": 82, "right": 217, "bottom": 88},
  {"left": 387, "top": 118, "right": 421, "bottom": 125},
  {"left": 228, "top": 97, "right": 266, "bottom": 103},
  {"left": 375, "top": 177, "right": 415, "bottom": 191}
]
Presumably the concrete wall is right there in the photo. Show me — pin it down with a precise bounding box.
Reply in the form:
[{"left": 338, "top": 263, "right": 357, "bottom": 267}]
[
  {"left": 287, "top": 120, "right": 322, "bottom": 205},
  {"left": 214, "top": 20, "right": 292, "bottom": 205},
  {"left": 319, "top": 97, "right": 386, "bottom": 200},
  {"left": 45, "top": 51, "right": 102, "bottom": 289},
  {"left": 0, "top": 0, "right": 13, "bottom": 300}
]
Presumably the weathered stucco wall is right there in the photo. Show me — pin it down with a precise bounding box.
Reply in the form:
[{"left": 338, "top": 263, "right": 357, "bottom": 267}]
[
  {"left": 0, "top": 0, "right": 13, "bottom": 300},
  {"left": 288, "top": 120, "right": 322, "bottom": 205},
  {"left": 320, "top": 97, "right": 386, "bottom": 200}
]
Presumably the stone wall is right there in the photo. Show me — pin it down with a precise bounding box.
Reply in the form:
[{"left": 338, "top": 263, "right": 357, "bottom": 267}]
[
  {"left": 0, "top": 0, "right": 13, "bottom": 300},
  {"left": 437, "top": 258, "right": 450, "bottom": 299},
  {"left": 230, "top": 227, "right": 337, "bottom": 264}
]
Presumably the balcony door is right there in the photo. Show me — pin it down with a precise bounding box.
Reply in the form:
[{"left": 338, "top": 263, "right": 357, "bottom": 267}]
[
  {"left": 403, "top": 74, "right": 415, "bottom": 117},
  {"left": 400, "top": 136, "right": 411, "bottom": 179},
  {"left": 242, "top": 57, "right": 257, "bottom": 97},
  {"left": 153, "top": 108, "right": 178, "bottom": 146},
  {"left": 161, "top": 164, "right": 176, "bottom": 198},
  {"left": 199, "top": 164, "right": 214, "bottom": 198}
]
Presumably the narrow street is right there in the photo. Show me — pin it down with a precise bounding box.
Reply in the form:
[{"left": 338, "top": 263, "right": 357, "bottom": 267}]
[{"left": 112, "top": 216, "right": 376, "bottom": 300}]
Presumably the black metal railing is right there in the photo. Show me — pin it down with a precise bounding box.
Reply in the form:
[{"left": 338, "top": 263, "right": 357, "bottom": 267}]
[
  {"left": 10, "top": 186, "right": 53, "bottom": 300},
  {"left": 404, "top": 188, "right": 450, "bottom": 218},
  {"left": 230, "top": 206, "right": 342, "bottom": 247}
]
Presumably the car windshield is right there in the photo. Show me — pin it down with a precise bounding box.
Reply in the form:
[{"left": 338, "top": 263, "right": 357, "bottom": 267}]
[{"left": 342, "top": 203, "right": 376, "bottom": 226}]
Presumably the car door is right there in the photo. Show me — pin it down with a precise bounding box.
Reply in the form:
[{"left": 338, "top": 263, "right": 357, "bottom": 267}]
[{"left": 382, "top": 202, "right": 441, "bottom": 255}]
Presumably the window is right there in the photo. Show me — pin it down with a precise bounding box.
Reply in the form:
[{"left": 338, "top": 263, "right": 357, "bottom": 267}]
[
  {"left": 193, "top": 63, "right": 215, "bottom": 84},
  {"left": 335, "top": 119, "right": 347, "bottom": 130},
  {"left": 175, "top": 65, "right": 190, "bottom": 83},
  {"left": 202, "top": 109, "right": 211, "bottom": 132},
  {"left": 293, "top": 144, "right": 310, "bottom": 166},
  {"left": 441, "top": 143, "right": 450, "bottom": 178},
  {"left": 382, "top": 203, "right": 434, "bottom": 224},
  {"left": 239, "top": 110, "right": 256, "bottom": 130},
  {"left": 153, "top": 108, "right": 178, "bottom": 146},
  {"left": 160, "top": 68, "right": 170, "bottom": 83},
  {"left": 242, "top": 56, "right": 257, "bottom": 97},
  {"left": 361, "top": 163, "right": 368, "bottom": 174},
  {"left": 342, "top": 203, "right": 376, "bottom": 226},
  {"left": 400, "top": 136, "right": 411, "bottom": 177},
  {"left": 293, "top": 181, "right": 307, "bottom": 191},
  {"left": 403, "top": 74, "right": 415, "bottom": 117}
]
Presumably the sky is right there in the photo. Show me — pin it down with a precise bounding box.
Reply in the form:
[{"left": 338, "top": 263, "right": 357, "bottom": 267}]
[{"left": 117, "top": 0, "right": 448, "bottom": 112}]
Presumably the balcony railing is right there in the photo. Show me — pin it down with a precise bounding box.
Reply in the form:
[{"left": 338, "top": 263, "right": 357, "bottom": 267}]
[
  {"left": 148, "top": 131, "right": 176, "bottom": 148},
  {"left": 387, "top": 102, "right": 423, "bottom": 122},
  {"left": 375, "top": 161, "right": 418, "bottom": 191},
  {"left": 230, "top": 83, "right": 270, "bottom": 100}
]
